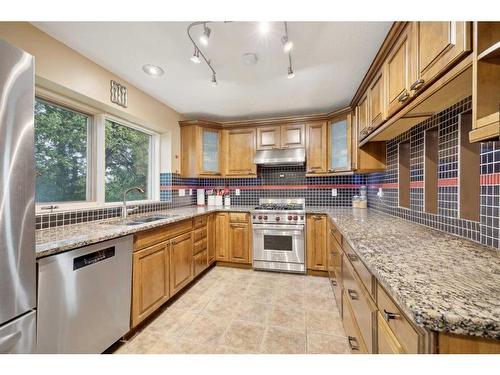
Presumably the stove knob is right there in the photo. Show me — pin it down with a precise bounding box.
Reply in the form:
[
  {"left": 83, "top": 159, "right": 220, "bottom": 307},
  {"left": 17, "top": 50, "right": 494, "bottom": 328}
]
[
  {"left": 258, "top": 215, "right": 262, "bottom": 220},
  {"left": 288, "top": 215, "right": 292, "bottom": 221},
  {"left": 275, "top": 216, "right": 280, "bottom": 221},
  {"left": 300, "top": 216, "right": 304, "bottom": 220},
  {"left": 293, "top": 215, "right": 298, "bottom": 220},
  {"left": 263, "top": 215, "right": 268, "bottom": 220},
  {"left": 253, "top": 215, "right": 256, "bottom": 219}
]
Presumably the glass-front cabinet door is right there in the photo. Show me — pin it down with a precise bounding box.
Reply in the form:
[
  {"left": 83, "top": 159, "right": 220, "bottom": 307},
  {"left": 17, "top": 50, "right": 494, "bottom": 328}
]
[
  {"left": 329, "top": 117, "right": 351, "bottom": 172},
  {"left": 202, "top": 128, "right": 220, "bottom": 174}
]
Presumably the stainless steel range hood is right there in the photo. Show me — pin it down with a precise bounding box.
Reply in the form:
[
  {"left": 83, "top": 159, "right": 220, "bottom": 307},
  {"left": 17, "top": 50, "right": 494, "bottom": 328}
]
[{"left": 254, "top": 148, "right": 306, "bottom": 166}]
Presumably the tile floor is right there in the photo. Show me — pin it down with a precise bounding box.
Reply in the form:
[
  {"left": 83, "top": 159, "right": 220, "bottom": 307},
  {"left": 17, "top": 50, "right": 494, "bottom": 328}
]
[{"left": 114, "top": 266, "right": 349, "bottom": 354}]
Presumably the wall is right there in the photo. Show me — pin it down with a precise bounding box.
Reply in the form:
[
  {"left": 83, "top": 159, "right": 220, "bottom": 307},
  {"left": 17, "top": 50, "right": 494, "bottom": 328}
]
[
  {"left": 0, "top": 22, "right": 182, "bottom": 173},
  {"left": 367, "top": 97, "right": 500, "bottom": 249}
]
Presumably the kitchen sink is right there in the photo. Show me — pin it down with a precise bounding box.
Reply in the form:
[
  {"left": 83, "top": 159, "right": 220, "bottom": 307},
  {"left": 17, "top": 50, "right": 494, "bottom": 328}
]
[{"left": 106, "top": 214, "right": 177, "bottom": 226}]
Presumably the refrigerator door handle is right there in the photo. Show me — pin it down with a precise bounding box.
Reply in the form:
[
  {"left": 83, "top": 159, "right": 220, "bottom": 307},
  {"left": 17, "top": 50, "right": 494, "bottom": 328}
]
[{"left": 0, "top": 330, "right": 22, "bottom": 354}]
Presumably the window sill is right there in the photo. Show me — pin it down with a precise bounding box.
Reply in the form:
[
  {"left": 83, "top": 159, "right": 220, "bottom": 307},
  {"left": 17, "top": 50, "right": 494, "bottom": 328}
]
[{"left": 36, "top": 200, "right": 163, "bottom": 215}]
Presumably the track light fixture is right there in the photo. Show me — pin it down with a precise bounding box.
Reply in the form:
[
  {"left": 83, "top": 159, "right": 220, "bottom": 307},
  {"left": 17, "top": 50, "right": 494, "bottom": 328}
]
[
  {"left": 287, "top": 66, "right": 295, "bottom": 79},
  {"left": 190, "top": 47, "right": 201, "bottom": 64},
  {"left": 211, "top": 73, "right": 217, "bottom": 86},
  {"left": 199, "top": 23, "right": 211, "bottom": 46},
  {"left": 282, "top": 22, "right": 294, "bottom": 53}
]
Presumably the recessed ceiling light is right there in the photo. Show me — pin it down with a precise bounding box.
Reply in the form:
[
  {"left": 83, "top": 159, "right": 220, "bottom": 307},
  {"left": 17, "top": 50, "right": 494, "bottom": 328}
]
[
  {"left": 258, "top": 22, "right": 271, "bottom": 34},
  {"left": 142, "top": 64, "right": 164, "bottom": 77}
]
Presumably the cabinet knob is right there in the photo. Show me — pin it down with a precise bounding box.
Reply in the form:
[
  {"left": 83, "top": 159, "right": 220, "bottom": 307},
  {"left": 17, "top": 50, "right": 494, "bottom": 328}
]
[
  {"left": 410, "top": 79, "right": 425, "bottom": 91},
  {"left": 330, "top": 279, "right": 337, "bottom": 286},
  {"left": 397, "top": 90, "right": 410, "bottom": 103},
  {"left": 347, "top": 336, "right": 360, "bottom": 351}
]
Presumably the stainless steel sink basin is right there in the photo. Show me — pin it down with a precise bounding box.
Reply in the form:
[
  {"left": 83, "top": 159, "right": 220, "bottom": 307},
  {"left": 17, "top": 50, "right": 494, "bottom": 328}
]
[{"left": 105, "top": 214, "right": 177, "bottom": 226}]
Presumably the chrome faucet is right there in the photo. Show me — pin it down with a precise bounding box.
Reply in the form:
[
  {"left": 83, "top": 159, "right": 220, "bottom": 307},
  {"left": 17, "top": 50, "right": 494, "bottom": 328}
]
[{"left": 122, "top": 187, "right": 145, "bottom": 218}]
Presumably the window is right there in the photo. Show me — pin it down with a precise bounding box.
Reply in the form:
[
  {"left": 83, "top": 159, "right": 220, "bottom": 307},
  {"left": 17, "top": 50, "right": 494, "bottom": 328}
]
[
  {"left": 105, "top": 120, "right": 152, "bottom": 202},
  {"left": 34, "top": 99, "right": 90, "bottom": 203}
]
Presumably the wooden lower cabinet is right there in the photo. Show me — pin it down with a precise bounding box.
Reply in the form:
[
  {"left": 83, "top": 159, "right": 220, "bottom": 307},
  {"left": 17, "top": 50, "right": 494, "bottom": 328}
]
[
  {"left": 131, "top": 241, "right": 170, "bottom": 328},
  {"left": 306, "top": 214, "right": 328, "bottom": 271},
  {"left": 193, "top": 249, "right": 208, "bottom": 277},
  {"left": 169, "top": 232, "right": 193, "bottom": 296},
  {"left": 215, "top": 212, "right": 229, "bottom": 261},
  {"left": 229, "top": 222, "right": 251, "bottom": 263},
  {"left": 377, "top": 312, "right": 405, "bottom": 354},
  {"left": 207, "top": 213, "right": 216, "bottom": 264},
  {"left": 342, "top": 292, "right": 368, "bottom": 354},
  {"left": 437, "top": 332, "right": 500, "bottom": 354}
]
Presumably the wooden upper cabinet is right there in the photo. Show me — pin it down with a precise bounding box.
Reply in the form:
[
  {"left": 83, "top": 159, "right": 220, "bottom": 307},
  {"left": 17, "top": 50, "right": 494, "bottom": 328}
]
[
  {"left": 412, "top": 22, "right": 471, "bottom": 92},
  {"left": 357, "top": 94, "right": 369, "bottom": 139},
  {"left": 384, "top": 24, "right": 413, "bottom": 117},
  {"left": 201, "top": 128, "right": 222, "bottom": 175},
  {"left": 281, "top": 123, "right": 305, "bottom": 149},
  {"left": 256, "top": 126, "right": 280, "bottom": 150},
  {"left": 306, "top": 121, "right": 328, "bottom": 174},
  {"left": 368, "top": 69, "right": 385, "bottom": 128},
  {"left": 328, "top": 114, "right": 352, "bottom": 172},
  {"left": 224, "top": 128, "right": 257, "bottom": 177},
  {"left": 181, "top": 125, "right": 222, "bottom": 177},
  {"left": 169, "top": 232, "right": 193, "bottom": 296}
]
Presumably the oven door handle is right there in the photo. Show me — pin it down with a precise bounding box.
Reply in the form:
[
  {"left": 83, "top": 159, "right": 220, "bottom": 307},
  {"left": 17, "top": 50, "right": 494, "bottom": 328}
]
[{"left": 253, "top": 224, "right": 304, "bottom": 231}]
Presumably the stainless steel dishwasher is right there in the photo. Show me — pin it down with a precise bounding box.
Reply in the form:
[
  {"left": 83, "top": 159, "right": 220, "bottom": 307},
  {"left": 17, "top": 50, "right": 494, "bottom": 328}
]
[{"left": 37, "top": 235, "right": 133, "bottom": 353}]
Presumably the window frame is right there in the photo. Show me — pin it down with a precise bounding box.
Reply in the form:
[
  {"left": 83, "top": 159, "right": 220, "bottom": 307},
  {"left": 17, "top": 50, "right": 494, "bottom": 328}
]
[{"left": 35, "top": 92, "right": 160, "bottom": 213}]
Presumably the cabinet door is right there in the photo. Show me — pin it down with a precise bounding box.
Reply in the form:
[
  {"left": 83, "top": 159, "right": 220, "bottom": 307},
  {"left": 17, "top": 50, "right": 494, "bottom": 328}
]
[
  {"left": 368, "top": 70, "right": 385, "bottom": 128},
  {"left": 132, "top": 242, "right": 169, "bottom": 327},
  {"left": 328, "top": 116, "right": 351, "bottom": 172},
  {"left": 377, "top": 312, "right": 405, "bottom": 354},
  {"left": 215, "top": 212, "right": 229, "bottom": 261},
  {"left": 201, "top": 128, "right": 221, "bottom": 175},
  {"left": 357, "top": 94, "right": 369, "bottom": 139},
  {"left": 306, "top": 121, "right": 328, "bottom": 174},
  {"left": 169, "top": 232, "right": 193, "bottom": 296},
  {"left": 256, "top": 126, "right": 280, "bottom": 150},
  {"left": 412, "top": 22, "right": 470, "bottom": 91},
  {"left": 207, "top": 213, "right": 216, "bottom": 264},
  {"left": 306, "top": 214, "right": 327, "bottom": 270},
  {"left": 229, "top": 222, "right": 251, "bottom": 264},
  {"left": 281, "top": 123, "right": 305, "bottom": 149},
  {"left": 224, "top": 128, "right": 256, "bottom": 176},
  {"left": 384, "top": 25, "right": 412, "bottom": 117}
]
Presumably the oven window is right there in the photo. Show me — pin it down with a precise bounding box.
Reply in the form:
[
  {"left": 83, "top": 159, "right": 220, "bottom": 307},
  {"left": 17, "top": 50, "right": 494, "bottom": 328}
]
[{"left": 264, "top": 235, "right": 293, "bottom": 251}]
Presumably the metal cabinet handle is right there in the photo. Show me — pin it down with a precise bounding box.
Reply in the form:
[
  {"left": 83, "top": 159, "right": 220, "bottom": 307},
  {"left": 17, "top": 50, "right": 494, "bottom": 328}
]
[
  {"left": 347, "top": 288, "right": 358, "bottom": 300},
  {"left": 347, "top": 253, "right": 358, "bottom": 262},
  {"left": 397, "top": 90, "right": 410, "bottom": 103},
  {"left": 330, "top": 279, "right": 337, "bottom": 287},
  {"left": 383, "top": 309, "right": 401, "bottom": 321},
  {"left": 410, "top": 79, "right": 425, "bottom": 91},
  {"left": 0, "top": 331, "right": 21, "bottom": 353},
  {"left": 347, "top": 336, "right": 360, "bottom": 351}
]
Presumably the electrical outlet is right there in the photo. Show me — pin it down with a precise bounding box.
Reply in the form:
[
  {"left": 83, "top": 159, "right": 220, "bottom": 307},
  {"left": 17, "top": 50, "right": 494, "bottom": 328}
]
[
  {"left": 377, "top": 188, "right": 383, "bottom": 197},
  {"left": 189, "top": 189, "right": 193, "bottom": 195},
  {"left": 235, "top": 189, "right": 241, "bottom": 196},
  {"left": 331, "top": 188, "right": 338, "bottom": 197},
  {"left": 178, "top": 189, "right": 185, "bottom": 197}
]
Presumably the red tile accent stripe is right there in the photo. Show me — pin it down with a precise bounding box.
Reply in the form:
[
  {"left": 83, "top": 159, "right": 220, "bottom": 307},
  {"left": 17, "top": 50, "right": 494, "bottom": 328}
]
[{"left": 481, "top": 173, "right": 500, "bottom": 185}]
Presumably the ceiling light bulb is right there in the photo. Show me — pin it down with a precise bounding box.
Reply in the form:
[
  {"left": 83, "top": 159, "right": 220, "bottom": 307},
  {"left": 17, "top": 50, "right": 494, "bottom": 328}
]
[
  {"left": 211, "top": 73, "right": 217, "bottom": 86},
  {"left": 190, "top": 48, "right": 201, "bottom": 64},
  {"left": 199, "top": 25, "right": 211, "bottom": 46},
  {"left": 282, "top": 38, "right": 294, "bottom": 53},
  {"left": 259, "top": 22, "right": 271, "bottom": 34},
  {"left": 142, "top": 64, "right": 164, "bottom": 77},
  {"left": 287, "top": 66, "right": 295, "bottom": 79}
]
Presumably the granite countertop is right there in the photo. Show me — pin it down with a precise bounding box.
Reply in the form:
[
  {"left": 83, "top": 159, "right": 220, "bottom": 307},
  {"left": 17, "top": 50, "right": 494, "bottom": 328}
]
[{"left": 35, "top": 205, "right": 500, "bottom": 340}]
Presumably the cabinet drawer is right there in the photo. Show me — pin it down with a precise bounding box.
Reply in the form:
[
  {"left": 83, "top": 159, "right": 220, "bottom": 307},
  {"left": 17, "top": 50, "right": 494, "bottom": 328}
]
[
  {"left": 193, "top": 238, "right": 207, "bottom": 255},
  {"left": 342, "top": 255, "right": 376, "bottom": 353},
  {"left": 330, "top": 222, "right": 342, "bottom": 246},
  {"left": 377, "top": 284, "right": 420, "bottom": 354},
  {"left": 377, "top": 312, "right": 405, "bottom": 354},
  {"left": 343, "top": 240, "right": 374, "bottom": 297},
  {"left": 193, "top": 249, "right": 208, "bottom": 276},
  {"left": 134, "top": 219, "right": 193, "bottom": 251},
  {"left": 194, "top": 227, "right": 207, "bottom": 242},
  {"left": 342, "top": 292, "right": 368, "bottom": 354},
  {"left": 229, "top": 212, "right": 248, "bottom": 223},
  {"left": 194, "top": 215, "right": 208, "bottom": 229}
]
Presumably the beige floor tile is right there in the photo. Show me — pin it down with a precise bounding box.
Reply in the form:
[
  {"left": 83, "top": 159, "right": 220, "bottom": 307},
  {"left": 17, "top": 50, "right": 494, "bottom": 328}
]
[
  {"left": 204, "top": 295, "right": 240, "bottom": 318},
  {"left": 117, "top": 331, "right": 172, "bottom": 354},
  {"left": 143, "top": 308, "right": 197, "bottom": 337},
  {"left": 305, "top": 293, "right": 335, "bottom": 311},
  {"left": 222, "top": 320, "right": 266, "bottom": 352},
  {"left": 274, "top": 291, "right": 306, "bottom": 308},
  {"left": 244, "top": 285, "right": 276, "bottom": 304},
  {"left": 268, "top": 304, "right": 306, "bottom": 332},
  {"left": 306, "top": 332, "right": 350, "bottom": 354},
  {"left": 181, "top": 313, "right": 229, "bottom": 344},
  {"left": 234, "top": 300, "right": 273, "bottom": 324},
  {"left": 213, "top": 345, "right": 257, "bottom": 354},
  {"left": 306, "top": 308, "right": 345, "bottom": 336},
  {"left": 260, "top": 326, "right": 306, "bottom": 354}
]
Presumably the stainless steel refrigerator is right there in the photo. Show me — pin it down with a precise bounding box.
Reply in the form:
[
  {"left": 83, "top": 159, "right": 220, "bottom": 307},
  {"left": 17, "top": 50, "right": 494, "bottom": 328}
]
[{"left": 0, "top": 39, "right": 36, "bottom": 354}]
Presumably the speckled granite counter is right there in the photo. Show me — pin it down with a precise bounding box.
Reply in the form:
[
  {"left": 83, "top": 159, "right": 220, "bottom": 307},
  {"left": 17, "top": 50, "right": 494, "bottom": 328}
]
[{"left": 36, "top": 205, "right": 500, "bottom": 340}]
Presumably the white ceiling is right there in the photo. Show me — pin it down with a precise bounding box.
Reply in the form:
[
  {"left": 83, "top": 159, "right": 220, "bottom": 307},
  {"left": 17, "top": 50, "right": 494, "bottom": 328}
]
[{"left": 32, "top": 21, "right": 392, "bottom": 120}]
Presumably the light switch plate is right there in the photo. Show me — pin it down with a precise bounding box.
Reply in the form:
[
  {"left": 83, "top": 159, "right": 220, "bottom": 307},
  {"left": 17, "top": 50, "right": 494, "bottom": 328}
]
[
  {"left": 189, "top": 189, "right": 193, "bottom": 195},
  {"left": 377, "top": 188, "right": 383, "bottom": 197},
  {"left": 178, "top": 189, "right": 185, "bottom": 197},
  {"left": 235, "top": 189, "right": 241, "bottom": 196},
  {"left": 331, "top": 188, "right": 338, "bottom": 197}
]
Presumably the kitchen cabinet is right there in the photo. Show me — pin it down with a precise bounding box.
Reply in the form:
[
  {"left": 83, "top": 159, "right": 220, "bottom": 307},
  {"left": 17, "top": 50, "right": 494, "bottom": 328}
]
[
  {"left": 305, "top": 121, "right": 328, "bottom": 175},
  {"left": 181, "top": 124, "right": 222, "bottom": 177},
  {"left": 306, "top": 214, "right": 328, "bottom": 271},
  {"left": 256, "top": 126, "right": 280, "bottom": 150},
  {"left": 229, "top": 222, "right": 251, "bottom": 263},
  {"left": 215, "top": 212, "right": 229, "bottom": 261},
  {"left": 131, "top": 241, "right": 170, "bottom": 328},
  {"left": 328, "top": 223, "right": 343, "bottom": 315},
  {"left": 328, "top": 115, "right": 351, "bottom": 172},
  {"left": 207, "top": 213, "right": 216, "bottom": 264},
  {"left": 357, "top": 94, "right": 369, "bottom": 139},
  {"left": 384, "top": 24, "right": 412, "bottom": 117},
  {"left": 377, "top": 312, "right": 405, "bottom": 354},
  {"left": 223, "top": 128, "right": 257, "bottom": 177},
  {"left": 281, "top": 123, "right": 306, "bottom": 148},
  {"left": 169, "top": 232, "right": 193, "bottom": 296},
  {"left": 368, "top": 69, "right": 386, "bottom": 127},
  {"left": 412, "top": 22, "right": 471, "bottom": 92},
  {"left": 342, "top": 292, "right": 368, "bottom": 354}
]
